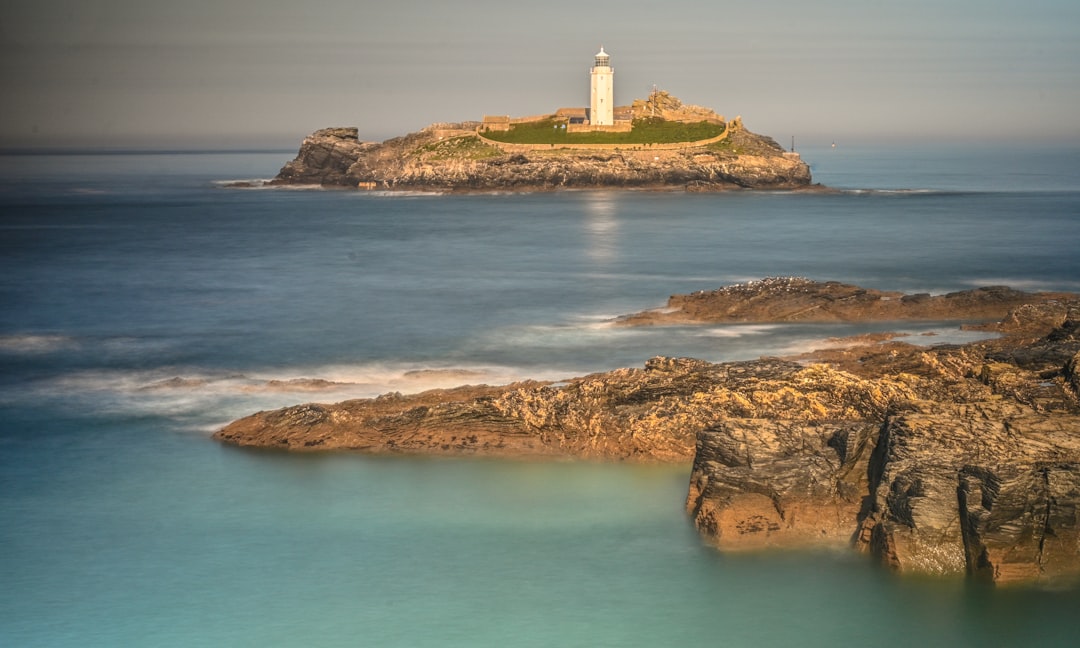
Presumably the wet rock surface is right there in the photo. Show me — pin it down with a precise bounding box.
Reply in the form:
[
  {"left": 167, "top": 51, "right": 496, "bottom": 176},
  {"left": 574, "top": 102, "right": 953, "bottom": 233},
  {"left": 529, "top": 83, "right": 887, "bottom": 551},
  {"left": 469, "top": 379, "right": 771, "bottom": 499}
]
[{"left": 215, "top": 279, "right": 1080, "bottom": 585}]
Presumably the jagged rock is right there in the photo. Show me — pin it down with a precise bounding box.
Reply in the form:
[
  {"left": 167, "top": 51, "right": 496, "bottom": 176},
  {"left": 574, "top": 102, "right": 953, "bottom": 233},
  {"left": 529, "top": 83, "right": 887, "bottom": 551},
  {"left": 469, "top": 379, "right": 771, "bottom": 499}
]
[
  {"left": 855, "top": 400, "right": 1080, "bottom": 586},
  {"left": 267, "top": 116, "right": 814, "bottom": 191},
  {"left": 214, "top": 279, "right": 1080, "bottom": 585},
  {"left": 686, "top": 417, "right": 878, "bottom": 550},
  {"left": 630, "top": 90, "right": 724, "bottom": 123},
  {"left": 685, "top": 300, "right": 1080, "bottom": 586},
  {"left": 271, "top": 127, "right": 370, "bottom": 186},
  {"left": 1067, "top": 351, "right": 1080, "bottom": 397},
  {"left": 618, "top": 277, "right": 1075, "bottom": 326},
  {"left": 216, "top": 351, "right": 934, "bottom": 462}
]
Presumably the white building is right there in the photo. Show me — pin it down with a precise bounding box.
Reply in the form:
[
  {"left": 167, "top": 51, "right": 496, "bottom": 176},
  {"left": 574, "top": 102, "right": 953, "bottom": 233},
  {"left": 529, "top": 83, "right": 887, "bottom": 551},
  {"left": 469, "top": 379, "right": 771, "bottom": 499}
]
[{"left": 589, "top": 47, "right": 614, "bottom": 126}]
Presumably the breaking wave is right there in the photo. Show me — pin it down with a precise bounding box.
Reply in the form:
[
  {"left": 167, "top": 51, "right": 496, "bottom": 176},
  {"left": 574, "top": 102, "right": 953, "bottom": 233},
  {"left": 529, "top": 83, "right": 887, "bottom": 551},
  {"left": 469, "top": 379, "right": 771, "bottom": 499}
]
[
  {"left": 0, "top": 361, "right": 575, "bottom": 434},
  {"left": 0, "top": 334, "right": 79, "bottom": 354}
]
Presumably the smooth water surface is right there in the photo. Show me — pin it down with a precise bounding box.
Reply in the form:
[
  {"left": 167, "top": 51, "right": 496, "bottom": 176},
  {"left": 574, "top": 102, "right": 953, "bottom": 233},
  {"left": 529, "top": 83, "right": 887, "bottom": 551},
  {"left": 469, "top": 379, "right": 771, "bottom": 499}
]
[{"left": 2, "top": 145, "right": 1079, "bottom": 646}]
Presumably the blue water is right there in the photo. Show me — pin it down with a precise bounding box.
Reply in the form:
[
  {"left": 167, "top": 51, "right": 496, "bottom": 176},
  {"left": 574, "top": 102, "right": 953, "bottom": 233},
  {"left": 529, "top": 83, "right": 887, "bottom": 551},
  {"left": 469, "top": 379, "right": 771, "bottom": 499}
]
[{"left": 2, "top": 145, "right": 1079, "bottom": 646}]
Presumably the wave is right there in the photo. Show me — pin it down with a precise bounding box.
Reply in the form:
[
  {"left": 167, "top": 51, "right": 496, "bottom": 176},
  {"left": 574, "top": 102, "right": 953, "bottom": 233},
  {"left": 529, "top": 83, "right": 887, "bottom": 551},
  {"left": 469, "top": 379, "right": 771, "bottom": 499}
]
[
  {"left": 352, "top": 190, "right": 446, "bottom": 198},
  {"left": 211, "top": 181, "right": 447, "bottom": 196},
  {"left": 211, "top": 178, "right": 275, "bottom": 188},
  {"left": 695, "top": 324, "right": 782, "bottom": 339},
  {"left": 0, "top": 360, "right": 577, "bottom": 435},
  {"left": 0, "top": 334, "right": 78, "bottom": 354},
  {"left": 774, "top": 325, "right": 999, "bottom": 357},
  {"left": 0, "top": 333, "right": 183, "bottom": 359},
  {"left": 840, "top": 188, "right": 948, "bottom": 196},
  {"left": 212, "top": 179, "right": 325, "bottom": 190}
]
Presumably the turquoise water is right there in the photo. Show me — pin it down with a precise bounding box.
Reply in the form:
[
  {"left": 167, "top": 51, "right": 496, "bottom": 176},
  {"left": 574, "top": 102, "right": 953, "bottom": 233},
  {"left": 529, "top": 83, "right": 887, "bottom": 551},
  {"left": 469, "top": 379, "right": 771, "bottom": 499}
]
[{"left": 2, "top": 145, "right": 1080, "bottom": 646}]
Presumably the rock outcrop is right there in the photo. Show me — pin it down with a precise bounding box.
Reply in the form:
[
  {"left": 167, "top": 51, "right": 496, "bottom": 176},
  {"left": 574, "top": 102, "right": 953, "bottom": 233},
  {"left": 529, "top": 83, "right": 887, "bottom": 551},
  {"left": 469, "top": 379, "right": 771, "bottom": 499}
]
[
  {"left": 629, "top": 90, "right": 724, "bottom": 124},
  {"left": 685, "top": 298, "right": 1080, "bottom": 587},
  {"left": 856, "top": 400, "right": 1080, "bottom": 584},
  {"left": 272, "top": 127, "right": 372, "bottom": 186},
  {"left": 266, "top": 119, "right": 814, "bottom": 192},
  {"left": 214, "top": 279, "right": 1080, "bottom": 585},
  {"left": 619, "top": 277, "right": 1076, "bottom": 326}
]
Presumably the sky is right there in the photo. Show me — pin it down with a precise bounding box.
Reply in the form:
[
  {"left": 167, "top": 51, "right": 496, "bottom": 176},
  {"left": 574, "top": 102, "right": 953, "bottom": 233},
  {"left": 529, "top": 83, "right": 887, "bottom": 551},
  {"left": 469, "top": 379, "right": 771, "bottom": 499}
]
[{"left": 1, "top": 0, "right": 1078, "bottom": 149}]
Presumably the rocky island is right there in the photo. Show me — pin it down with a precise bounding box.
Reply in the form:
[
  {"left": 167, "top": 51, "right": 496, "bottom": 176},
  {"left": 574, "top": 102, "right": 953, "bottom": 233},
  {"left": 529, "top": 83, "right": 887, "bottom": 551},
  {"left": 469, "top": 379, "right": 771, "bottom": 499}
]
[
  {"left": 265, "top": 91, "right": 814, "bottom": 192},
  {"left": 216, "top": 278, "right": 1080, "bottom": 587}
]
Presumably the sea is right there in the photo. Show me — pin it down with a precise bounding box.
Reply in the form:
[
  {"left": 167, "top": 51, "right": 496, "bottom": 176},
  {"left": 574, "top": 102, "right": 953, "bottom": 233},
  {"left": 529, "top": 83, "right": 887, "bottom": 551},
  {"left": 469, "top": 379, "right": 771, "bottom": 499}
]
[{"left": 2, "top": 143, "right": 1079, "bottom": 647}]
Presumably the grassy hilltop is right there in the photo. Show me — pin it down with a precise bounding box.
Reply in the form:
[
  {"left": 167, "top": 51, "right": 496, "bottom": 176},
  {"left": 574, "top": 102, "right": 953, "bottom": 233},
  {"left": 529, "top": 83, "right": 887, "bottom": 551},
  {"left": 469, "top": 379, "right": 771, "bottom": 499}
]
[
  {"left": 268, "top": 91, "right": 814, "bottom": 190},
  {"left": 482, "top": 117, "right": 725, "bottom": 145}
]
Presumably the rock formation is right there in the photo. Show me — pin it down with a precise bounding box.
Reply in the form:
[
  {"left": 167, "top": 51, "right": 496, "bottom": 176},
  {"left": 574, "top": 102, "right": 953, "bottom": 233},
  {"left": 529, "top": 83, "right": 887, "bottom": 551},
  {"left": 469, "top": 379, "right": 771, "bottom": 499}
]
[
  {"left": 684, "top": 295, "right": 1080, "bottom": 587},
  {"left": 215, "top": 279, "right": 1080, "bottom": 585},
  {"left": 271, "top": 127, "right": 373, "bottom": 186},
  {"left": 629, "top": 90, "right": 724, "bottom": 124},
  {"left": 618, "top": 276, "right": 1076, "bottom": 326},
  {"left": 265, "top": 119, "right": 814, "bottom": 192}
]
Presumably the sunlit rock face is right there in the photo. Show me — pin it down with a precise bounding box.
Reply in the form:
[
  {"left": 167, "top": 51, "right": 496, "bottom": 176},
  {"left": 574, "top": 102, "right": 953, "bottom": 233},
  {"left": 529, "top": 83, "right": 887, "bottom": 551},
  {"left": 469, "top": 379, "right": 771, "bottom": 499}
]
[
  {"left": 267, "top": 122, "right": 814, "bottom": 192},
  {"left": 215, "top": 278, "right": 1080, "bottom": 586},
  {"left": 687, "top": 300, "right": 1080, "bottom": 586},
  {"left": 855, "top": 400, "right": 1080, "bottom": 585}
]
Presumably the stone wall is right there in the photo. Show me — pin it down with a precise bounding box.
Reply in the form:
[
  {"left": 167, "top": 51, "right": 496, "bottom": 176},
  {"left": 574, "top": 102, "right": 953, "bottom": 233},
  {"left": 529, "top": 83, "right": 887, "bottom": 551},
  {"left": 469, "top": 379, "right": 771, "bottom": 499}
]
[{"left": 481, "top": 115, "right": 511, "bottom": 131}]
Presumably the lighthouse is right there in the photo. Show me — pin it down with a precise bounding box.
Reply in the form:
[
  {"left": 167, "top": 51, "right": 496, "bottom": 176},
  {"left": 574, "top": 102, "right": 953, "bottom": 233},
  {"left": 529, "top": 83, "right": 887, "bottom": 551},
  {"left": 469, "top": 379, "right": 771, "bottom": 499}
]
[{"left": 590, "top": 47, "right": 614, "bottom": 126}]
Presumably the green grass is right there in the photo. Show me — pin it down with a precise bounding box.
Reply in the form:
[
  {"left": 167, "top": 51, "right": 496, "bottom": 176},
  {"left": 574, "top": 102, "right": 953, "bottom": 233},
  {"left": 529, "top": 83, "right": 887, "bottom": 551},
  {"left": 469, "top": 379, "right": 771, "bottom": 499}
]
[
  {"left": 482, "top": 118, "right": 725, "bottom": 145},
  {"left": 707, "top": 139, "right": 741, "bottom": 154},
  {"left": 416, "top": 136, "right": 503, "bottom": 160}
]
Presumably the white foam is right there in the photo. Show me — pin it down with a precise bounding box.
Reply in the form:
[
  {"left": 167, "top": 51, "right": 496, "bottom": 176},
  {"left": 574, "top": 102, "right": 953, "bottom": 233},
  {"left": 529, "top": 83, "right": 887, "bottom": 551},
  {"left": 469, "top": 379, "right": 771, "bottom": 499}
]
[
  {"left": 774, "top": 325, "right": 1000, "bottom": 357},
  {"left": 2, "top": 360, "right": 578, "bottom": 434},
  {"left": 213, "top": 181, "right": 325, "bottom": 191},
  {"left": 212, "top": 178, "right": 274, "bottom": 187},
  {"left": 358, "top": 190, "right": 446, "bottom": 198},
  {"left": 0, "top": 334, "right": 78, "bottom": 354},
  {"left": 696, "top": 324, "right": 782, "bottom": 339},
  {"left": 841, "top": 188, "right": 942, "bottom": 195}
]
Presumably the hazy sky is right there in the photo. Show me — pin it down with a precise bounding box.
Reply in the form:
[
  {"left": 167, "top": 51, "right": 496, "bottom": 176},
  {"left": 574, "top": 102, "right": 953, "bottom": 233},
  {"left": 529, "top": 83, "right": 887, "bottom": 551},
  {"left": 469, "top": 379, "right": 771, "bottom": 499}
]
[{"left": 2, "top": 0, "right": 1078, "bottom": 148}]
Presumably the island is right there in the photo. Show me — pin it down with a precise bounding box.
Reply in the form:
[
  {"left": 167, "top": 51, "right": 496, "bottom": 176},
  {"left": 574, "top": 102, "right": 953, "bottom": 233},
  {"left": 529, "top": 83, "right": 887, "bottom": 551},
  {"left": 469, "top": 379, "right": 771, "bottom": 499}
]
[
  {"left": 215, "top": 278, "right": 1080, "bottom": 587},
  {"left": 262, "top": 47, "right": 815, "bottom": 192}
]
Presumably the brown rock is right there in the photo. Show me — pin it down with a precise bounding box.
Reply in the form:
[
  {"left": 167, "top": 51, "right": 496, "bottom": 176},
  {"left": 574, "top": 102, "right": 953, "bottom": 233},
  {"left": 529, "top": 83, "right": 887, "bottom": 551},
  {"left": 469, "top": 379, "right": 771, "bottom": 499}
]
[
  {"left": 618, "top": 277, "right": 1075, "bottom": 326},
  {"left": 266, "top": 118, "right": 813, "bottom": 192},
  {"left": 686, "top": 418, "right": 876, "bottom": 550},
  {"left": 214, "top": 280, "right": 1080, "bottom": 585},
  {"left": 270, "top": 127, "right": 370, "bottom": 186},
  {"left": 857, "top": 400, "right": 1080, "bottom": 585}
]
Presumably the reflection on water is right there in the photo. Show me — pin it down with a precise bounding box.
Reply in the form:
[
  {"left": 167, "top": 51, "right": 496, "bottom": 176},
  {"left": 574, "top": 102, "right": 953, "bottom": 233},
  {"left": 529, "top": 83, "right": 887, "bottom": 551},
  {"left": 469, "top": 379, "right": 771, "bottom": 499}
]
[{"left": 583, "top": 192, "right": 618, "bottom": 263}]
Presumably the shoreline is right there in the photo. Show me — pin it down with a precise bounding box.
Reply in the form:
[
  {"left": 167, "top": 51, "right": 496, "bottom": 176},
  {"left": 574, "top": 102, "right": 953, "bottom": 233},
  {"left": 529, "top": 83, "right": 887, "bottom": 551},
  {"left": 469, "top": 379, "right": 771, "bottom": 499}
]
[
  {"left": 266, "top": 122, "right": 816, "bottom": 192},
  {"left": 222, "top": 179, "right": 836, "bottom": 194},
  {"left": 216, "top": 278, "right": 1078, "bottom": 460},
  {"left": 213, "top": 278, "right": 1080, "bottom": 586}
]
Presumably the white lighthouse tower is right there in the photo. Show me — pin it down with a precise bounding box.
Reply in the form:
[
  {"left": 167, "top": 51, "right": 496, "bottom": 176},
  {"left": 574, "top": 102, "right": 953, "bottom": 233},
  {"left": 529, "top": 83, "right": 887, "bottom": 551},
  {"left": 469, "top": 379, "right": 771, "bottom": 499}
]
[{"left": 590, "top": 47, "right": 614, "bottom": 126}]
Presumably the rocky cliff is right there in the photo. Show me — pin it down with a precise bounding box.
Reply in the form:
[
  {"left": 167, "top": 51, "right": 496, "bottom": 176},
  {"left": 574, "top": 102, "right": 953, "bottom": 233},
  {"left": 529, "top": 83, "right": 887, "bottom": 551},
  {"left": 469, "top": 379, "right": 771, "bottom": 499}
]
[
  {"left": 268, "top": 122, "right": 814, "bottom": 192},
  {"left": 215, "top": 280, "right": 1080, "bottom": 585}
]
